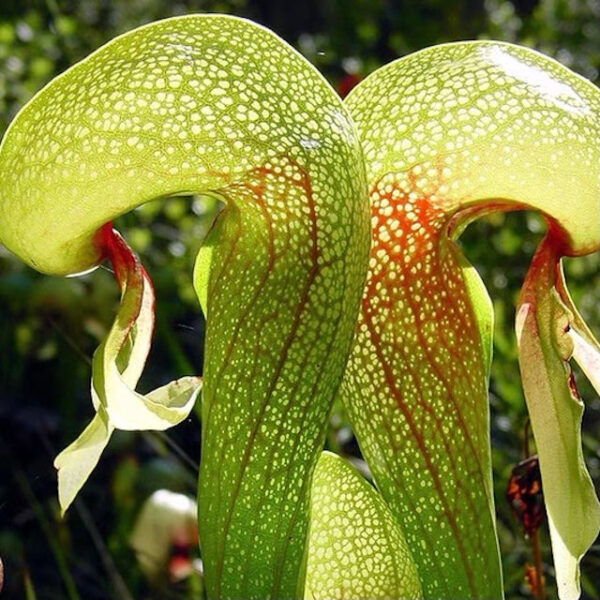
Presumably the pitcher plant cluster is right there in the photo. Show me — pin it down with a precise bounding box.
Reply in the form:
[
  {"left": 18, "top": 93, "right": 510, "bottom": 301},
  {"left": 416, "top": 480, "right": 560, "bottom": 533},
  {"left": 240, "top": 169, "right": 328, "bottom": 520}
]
[{"left": 0, "top": 14, "right": 598, "bottom": 600}]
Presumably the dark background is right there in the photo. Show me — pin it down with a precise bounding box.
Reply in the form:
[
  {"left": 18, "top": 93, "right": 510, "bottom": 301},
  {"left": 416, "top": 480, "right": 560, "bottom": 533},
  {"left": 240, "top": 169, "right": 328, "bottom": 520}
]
[{"left": 0, "top": 1, "right": 599, "bottom": 598}]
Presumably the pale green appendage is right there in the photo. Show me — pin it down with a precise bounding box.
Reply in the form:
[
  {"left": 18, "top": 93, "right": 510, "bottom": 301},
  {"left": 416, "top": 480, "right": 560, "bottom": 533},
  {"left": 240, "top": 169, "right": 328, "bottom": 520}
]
[
  {"left": 517, "top": 237, "right": 600, "bottom": 600},
  {"left": 0, "top": 15, "right": 370, "bottom": 599},
  {"left": 343, "top": 42, "right": 599, "bottom": 599},
  {"left": 305, "top": 451, "right": 422, "bottom": 600},
  {"left": 556, "top": 269, "right": 600, "bottom": 398},
  {"left": 54, "top": 236, "right": 201, "bottom": 512}
]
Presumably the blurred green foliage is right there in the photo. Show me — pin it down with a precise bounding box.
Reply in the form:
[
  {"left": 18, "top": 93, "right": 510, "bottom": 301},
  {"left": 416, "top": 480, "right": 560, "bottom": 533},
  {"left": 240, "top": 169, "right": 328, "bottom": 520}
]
[{"left": 0, "top": 1, "right": 598, "bottom": 598}]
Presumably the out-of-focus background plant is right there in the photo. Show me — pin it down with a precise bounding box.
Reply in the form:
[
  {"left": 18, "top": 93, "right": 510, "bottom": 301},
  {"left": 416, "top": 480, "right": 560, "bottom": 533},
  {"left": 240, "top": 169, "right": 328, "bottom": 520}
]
[{"left": 0, "top": 1, "right": 598, "bottom": 598}]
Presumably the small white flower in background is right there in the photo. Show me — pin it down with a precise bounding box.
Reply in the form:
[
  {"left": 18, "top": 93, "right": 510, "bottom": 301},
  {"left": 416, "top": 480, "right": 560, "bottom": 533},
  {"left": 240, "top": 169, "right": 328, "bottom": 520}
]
[{"left": 130, "top": 489, "right": 199, "bottom": 580}]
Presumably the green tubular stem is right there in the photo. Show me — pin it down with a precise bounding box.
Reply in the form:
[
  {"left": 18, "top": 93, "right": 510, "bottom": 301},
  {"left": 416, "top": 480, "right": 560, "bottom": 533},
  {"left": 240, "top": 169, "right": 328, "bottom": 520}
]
[
  {"left": 0, "top": 15, "right": 370, "bottom": 599},
  {"left": 343, "top": 41, "right": 599, "bottom": 599}
]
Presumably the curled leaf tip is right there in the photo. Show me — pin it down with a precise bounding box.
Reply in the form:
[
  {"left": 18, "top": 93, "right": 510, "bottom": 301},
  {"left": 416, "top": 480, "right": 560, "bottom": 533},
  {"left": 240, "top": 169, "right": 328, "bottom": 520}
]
[
  {"left": 55, "top": 226, "right": 200, "bottom": 514},
  {"left": 517, "top": 229, "right": 600, "bottom": 600}
]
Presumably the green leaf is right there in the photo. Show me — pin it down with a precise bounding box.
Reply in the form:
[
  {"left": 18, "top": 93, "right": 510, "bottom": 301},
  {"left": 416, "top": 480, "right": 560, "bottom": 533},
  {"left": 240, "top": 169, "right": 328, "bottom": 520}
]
[
  {"left": 193, "top": 210, "right": 224, "bottom": 318},
  {"left": 0, "top": 15, "right": 369, "bottom": 598},
  {"left": 516, "top": 235, "right": 600, "bottom": 600},
  {"left": 556, "top": 268, "right": 600, "bottom": 396},
  {"left": 305, "top": 451, "right": 422, "bottom": 600},
  {"left": 343, "top": 41, "right": 600, "bottom": 599},
  {"left": 54, "top": 405, "right": 113, "bottom": 516},
  {"left": 455, "top": 245, "right": 494, "bottom": 376},
  {"left": 55, "top": 227, "right": 201, "bottom": 514},
  {"left": 91, "top": 233, "right": 200, "bottom": 430},
  {"left": 569, "top": 329, "right": 600, "bottom": 395}
]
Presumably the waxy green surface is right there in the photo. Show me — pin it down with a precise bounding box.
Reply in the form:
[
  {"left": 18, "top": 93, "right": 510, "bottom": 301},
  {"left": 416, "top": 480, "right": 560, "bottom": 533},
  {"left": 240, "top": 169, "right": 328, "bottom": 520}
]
[
  {"left": 343, "top": 41, "right": 600, "bottom": 599},
  {"left": 306, "top": 452, "right": 422, "bottom": 600},
  {"left": 1, "top": 16, "right": 599, "bottom": 600},
  {"left": 0, "top": 15, "right": 370, "bottom": 599}
]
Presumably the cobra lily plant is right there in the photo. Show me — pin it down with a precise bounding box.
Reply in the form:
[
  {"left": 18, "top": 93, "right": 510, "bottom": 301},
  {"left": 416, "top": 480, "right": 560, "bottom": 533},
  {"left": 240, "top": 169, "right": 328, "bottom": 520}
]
[{"left": 0, "top": 14, "right": 598, "bottom": 600}]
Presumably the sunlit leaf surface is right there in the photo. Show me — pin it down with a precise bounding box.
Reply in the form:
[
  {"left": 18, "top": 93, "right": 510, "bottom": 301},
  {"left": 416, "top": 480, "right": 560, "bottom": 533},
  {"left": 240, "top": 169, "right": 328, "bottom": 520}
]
[
  {"left": 343, "top": 41, "right": 600, "bottom": 599},
  {"left": 305, "top": 451, "right": 422, "bottom": 600},
  {"left": 0, "top": 15, "right": 370, "bottom": 598}
]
